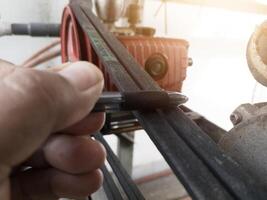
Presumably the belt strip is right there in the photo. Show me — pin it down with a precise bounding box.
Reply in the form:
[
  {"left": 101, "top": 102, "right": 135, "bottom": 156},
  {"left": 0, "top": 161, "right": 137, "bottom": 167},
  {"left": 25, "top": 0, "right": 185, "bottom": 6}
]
[
  {"left": 95, "top": 133, "right": 145, "bottom": 200},
  {"left": 70, "top": 1, "right": 267, "bottom": 199},
  {"left": 71, "top": 4, "right": 231, "bottom": 199},
  {"left": 101, "top": 165, "right": 124, "bottom": 200}
]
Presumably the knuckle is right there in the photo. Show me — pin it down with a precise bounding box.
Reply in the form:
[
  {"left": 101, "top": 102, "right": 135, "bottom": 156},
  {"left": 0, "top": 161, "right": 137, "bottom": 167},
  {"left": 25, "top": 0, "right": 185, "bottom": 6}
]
[
  {"left": 81, "top": 170, "right": 103, "bottom": 196},
  {"left": 66, "top": 138, "right": 106, "bottom": 173}
]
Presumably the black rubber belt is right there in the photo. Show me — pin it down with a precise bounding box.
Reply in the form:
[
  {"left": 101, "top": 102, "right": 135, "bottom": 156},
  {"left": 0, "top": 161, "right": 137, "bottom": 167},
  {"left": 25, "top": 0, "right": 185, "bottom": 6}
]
[
  {"left": 101, "top": 165, "right": 124, "bottom": 200},
  {"left": 94, "top": 133, "right": 145, "bottom": 200},
  {"left": 71, "top": 3, "right": 231, "bottom": 199},
  {"left": 70, "top": 1, "right": 267, "bottom": 199}
]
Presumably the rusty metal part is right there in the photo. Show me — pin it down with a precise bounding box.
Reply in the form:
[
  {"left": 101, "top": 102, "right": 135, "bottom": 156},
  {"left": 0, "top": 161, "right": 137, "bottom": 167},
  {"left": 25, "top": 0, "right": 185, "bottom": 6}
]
[
  {"left": 247, "top": 20, "right": 267, "bottom": 86},
  {"left": 219, "top": 102, "right": 267, "bottom": 185}
]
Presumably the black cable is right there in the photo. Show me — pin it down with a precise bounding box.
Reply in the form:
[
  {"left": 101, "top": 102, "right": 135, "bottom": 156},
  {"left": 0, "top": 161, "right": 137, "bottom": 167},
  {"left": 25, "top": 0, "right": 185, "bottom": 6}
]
[
  {"left": 101, "top": 165, "right": 124, "bottom": 200},
  {"left": 94, "top": 133, "right": 145, "bottom": 200}
]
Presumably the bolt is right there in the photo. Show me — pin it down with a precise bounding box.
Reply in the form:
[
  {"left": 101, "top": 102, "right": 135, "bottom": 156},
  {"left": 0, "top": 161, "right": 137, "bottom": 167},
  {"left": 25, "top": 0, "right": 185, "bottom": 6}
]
[
  {"left": 188, "top": 57, "right": 193, "bottom": 66},
  {"left": 230, "top": 113, "right": 243, "bottom": 125}
]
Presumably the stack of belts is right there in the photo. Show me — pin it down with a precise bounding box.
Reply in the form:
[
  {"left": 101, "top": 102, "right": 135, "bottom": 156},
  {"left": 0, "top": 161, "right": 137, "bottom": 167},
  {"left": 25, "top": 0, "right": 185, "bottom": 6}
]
[{"left": 63, "top": 1, "right": 267, "bottom": 199}]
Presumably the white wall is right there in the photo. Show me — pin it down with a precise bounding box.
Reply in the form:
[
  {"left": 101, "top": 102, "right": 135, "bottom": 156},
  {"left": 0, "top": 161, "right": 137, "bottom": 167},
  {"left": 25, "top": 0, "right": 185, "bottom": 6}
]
[
  {"left": 142, "top": 1, "right": 267, "bottom": 130},
  {"left": 0, "top": 0, "right": 68, "bottom": 64}
]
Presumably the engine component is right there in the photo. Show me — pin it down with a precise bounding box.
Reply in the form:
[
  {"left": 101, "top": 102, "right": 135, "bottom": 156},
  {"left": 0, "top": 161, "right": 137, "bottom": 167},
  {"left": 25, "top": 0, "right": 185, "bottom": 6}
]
[
  {"left": 247, "top": 20, "right": 267, "bottom": 86},
  {"left": 61, "top": 6, "right": 190, "bottom": 92},
  {"left": 145, "top": 53, "right": 168, "bottom": 80},
  {"left": 118, "top": 36, "right": 189, "bottom": 91},
  {"left": 127, "top": 3, "right": 142, "bottom": 28},
  {"left": 135, "top": 26, "right": 155, "bottom": 36},
  {"left": 219, "top": 103, "right": 267, "bottom": 185},
  {"left": 95, "top": 0, "right": 126, "bottom": 26}
]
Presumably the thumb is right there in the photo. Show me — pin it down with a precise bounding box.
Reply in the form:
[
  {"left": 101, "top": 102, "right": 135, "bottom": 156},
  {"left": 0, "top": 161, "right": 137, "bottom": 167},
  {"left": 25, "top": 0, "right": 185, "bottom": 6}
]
[{"left": 0, "top": 61, "right": 103, "bottom": 174}]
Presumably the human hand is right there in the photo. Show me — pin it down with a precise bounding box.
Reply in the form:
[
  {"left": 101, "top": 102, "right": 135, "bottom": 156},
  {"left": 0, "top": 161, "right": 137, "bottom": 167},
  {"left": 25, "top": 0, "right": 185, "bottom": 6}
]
[{"left": 0, "top": 60, "right": 106, "bottom": 200}]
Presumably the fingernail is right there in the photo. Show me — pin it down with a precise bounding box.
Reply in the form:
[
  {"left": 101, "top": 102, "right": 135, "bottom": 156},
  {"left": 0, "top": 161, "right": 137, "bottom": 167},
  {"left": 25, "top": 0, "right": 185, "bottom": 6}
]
[{"left": 59, "top": 62, "right": 103, "bottom": 91}]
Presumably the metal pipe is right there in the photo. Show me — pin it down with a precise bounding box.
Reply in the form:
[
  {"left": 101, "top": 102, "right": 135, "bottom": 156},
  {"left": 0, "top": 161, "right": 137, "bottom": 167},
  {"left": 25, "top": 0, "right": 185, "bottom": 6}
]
[{"left": 0, "top": 22, "right": 60, "bottom": 37}]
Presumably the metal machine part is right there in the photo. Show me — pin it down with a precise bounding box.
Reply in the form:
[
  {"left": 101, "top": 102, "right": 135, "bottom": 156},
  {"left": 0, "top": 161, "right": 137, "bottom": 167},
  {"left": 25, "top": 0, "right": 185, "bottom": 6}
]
[
  {"left": 112, "top": 36, "right": 190, "bottom": 91},
  {"left": 102, "top": 106, "right": 227, "bottom": 139},
  {"left": 247, "top": 20, "right": 267, "bottom": 86},
  {"left": 145, "top": 53, "right": 168, "bottom": 80},
  {"left": 219, "top": 19, "right": 267, "bottom": 188},
  {"left": 126, "top": 3, "right": 142, "bottom": 28},
  {"left": 61, "top": 6, "right": 190, "bottom": 92},
  {"left": 95, "top": 0, "right": 126, "bottom": 26},
  {"left": 93, "top": 91, "right": 188, "bottom": 112},
  {"left": 0, "top": 22, "right": 60, "bottom": 37},
  {"left": 219, "top": 103, "right": 267, "bottom": 185}
]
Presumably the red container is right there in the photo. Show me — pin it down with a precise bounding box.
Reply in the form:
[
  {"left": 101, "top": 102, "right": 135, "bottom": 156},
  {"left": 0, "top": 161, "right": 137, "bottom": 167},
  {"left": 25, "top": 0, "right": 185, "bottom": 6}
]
[{"left": 61, "top": 6, "right": 190, "bottom": 92}]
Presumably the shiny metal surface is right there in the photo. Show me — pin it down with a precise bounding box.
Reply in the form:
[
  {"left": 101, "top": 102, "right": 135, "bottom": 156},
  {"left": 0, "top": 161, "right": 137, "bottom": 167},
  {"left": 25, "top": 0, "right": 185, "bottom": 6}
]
[
  {"left": 92, "top": 91, "right": 188, "bottom": 112},
  {"left": 167, "top": 91, "right": 188, "bottom": 106},
  {"left": 95, "top": 0, "right": 126, "bottom": 23}
]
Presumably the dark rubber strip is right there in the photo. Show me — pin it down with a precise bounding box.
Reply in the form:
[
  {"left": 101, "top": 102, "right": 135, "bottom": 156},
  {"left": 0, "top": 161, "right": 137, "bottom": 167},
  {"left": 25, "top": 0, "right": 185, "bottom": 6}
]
[
  {"left": 95, "top": 133, "right": 145, "bottom": 200},
  {"left": 101, "top": 165, "right": 124, "bottom": 200}
]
